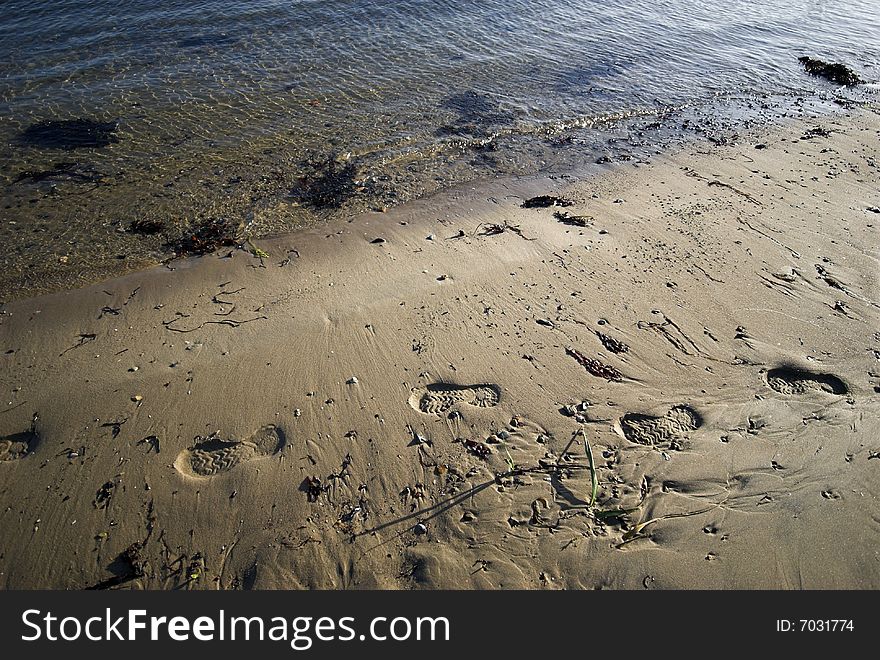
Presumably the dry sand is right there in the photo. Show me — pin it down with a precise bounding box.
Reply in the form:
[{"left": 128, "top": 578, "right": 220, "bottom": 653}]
[{"left": 1, "top": 107, "right": 878, "bottom": 590}]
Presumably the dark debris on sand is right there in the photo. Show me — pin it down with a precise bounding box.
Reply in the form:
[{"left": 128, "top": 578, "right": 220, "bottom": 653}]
[
  {"left": 801, "top": 126, "right": 832, "bottom": 140},
  {"left": 522, "top": 195, "right": 573, "bottom": 209},
  {"left": 566, "top": 346, "right": 624, "bottom": 381},
  {"left": 86, "top": 542, "right": 147, "bottom": 590},
  {"left": 798, "top": 57, "right": 864, "bottom": 87},
  {"left": 595, "top": 330, "right": 629, "bottom": 354},
  {"left": 554, "top": 210, "right": 592, "bottom": 227},
  {"left": 18, "top": 119, "right": 120, "bottom": 150}
]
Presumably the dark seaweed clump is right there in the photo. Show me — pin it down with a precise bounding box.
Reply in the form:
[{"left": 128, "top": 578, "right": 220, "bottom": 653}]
[
  {"left": 522, "top": 195, "right": 573, "bottom": 209},
  {"left": 168, "top": 218, "right": 237, "bottom": 256},
  {"left": 290, "top": 153, "right": 363, "bottom": 210},
  {"left": 798, "top": 57, "right": 863, "bottom": 86},
  {"left": 18, "top": 119, "right": 119, "bottom": 150},
  {"left": 554, "top": 210, "right": 591, "bottom": 227}
]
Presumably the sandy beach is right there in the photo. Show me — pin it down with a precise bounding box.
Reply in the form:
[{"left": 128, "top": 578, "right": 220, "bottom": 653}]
[{"left": 1, "top": 106, "right": 878, "bottom": 590}]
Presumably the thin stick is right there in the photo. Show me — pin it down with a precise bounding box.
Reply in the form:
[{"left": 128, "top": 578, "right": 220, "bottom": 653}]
[{"left": 581, "top": 427, "right": 598, "bottom": 507}]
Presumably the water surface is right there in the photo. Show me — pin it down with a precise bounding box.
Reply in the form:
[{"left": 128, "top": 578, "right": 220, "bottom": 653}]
[{"left": 1, "top": 0, "right": 878, "bottom": 297}]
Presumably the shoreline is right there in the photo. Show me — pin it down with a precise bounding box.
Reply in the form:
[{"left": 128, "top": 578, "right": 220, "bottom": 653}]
[
  {"left": 1, "top": 86, "right": 870, "bottom": 304},
  {"left": 1, "top": 105, "right": 878, "bottom": 589}
]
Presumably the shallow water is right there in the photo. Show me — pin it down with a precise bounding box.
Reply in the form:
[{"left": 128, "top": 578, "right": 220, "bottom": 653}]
[{"left": 1, "top": 0, "right": 878, "bottom": 298}]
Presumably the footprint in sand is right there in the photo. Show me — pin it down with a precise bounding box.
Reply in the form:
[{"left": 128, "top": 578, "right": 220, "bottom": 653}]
[
  {"left": 175, "top": 425, "right": 285, "bottom": 478},
  {"left": 618, "top": 405, "right": 702, "bottom": 447},
  {"left": 0, "top": 429, "right": 39, "bottom": 462},
  {"left": 764, "top": 366, "right": 848, "bottom": 396},
  {"left": 409, "top": 383, "right": 501, "bottom": 415}
]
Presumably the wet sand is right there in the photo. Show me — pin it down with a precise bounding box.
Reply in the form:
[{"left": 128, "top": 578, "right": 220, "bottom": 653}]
[{"left": 1, "top": 107, "right": 878, "bottom": 589}]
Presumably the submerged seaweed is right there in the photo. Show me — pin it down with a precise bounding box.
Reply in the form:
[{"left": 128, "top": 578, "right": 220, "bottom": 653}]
[
  {"left": 436, "top": 90, "right": 515, "bottom": 139},
  {"left": 178, "top": 33, "right": 238, "bottom": 49},
  {"left": 290, "top": 153, "right": 365, "bottom": 210},
  {"left": 128, "top": 218, "right": 166, "bottom": 236},
  {"left": 441, "top": 90, "right": 514, "bottom": 123},
  {"left": 168, "top": 218, "right": 237, "bottom": 256},
  {"left": 18, "top": 119, "right": 119, "bottom": 150},
  {"left": 13, "top": 161, "right": 101, "bottom": 184}
]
